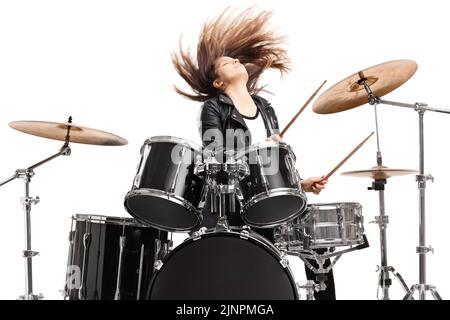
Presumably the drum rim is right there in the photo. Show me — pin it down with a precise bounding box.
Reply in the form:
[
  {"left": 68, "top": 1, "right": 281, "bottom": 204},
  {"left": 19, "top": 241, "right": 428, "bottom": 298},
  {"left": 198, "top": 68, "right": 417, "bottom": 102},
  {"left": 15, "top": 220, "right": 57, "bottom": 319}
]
[
  {"left": 241, "top": 188, "right": 308, "bottom": 228},
  {"left": 124, "top": 188, "right": 202, "bottom": 232},
  {"left": 307, "top": 202, "right": 363, "bottom": 210},
  {"left": 235, "top": 141, "right": 295, "bottom": 159},
  {"left": 192, "top": 227, "right": 282, "bottom": 254},
  {"left": 148, "top": 227, "right": 298, "bottom": 300},
  {"left": 143, "top": 136, "right": 203, "bottom": 153},
  {"left": 72, "top": 213, "right": 148, "bottom": 227},
  {"left": 303, "top": 202, "right": 363, "bottom": 222}
]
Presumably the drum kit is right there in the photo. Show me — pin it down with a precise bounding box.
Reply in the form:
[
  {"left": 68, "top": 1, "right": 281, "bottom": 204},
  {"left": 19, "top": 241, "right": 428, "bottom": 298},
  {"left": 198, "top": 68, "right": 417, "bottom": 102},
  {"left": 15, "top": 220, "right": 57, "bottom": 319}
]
[{"left": 1, "top": 59, "right": 447, "bottom": 300}]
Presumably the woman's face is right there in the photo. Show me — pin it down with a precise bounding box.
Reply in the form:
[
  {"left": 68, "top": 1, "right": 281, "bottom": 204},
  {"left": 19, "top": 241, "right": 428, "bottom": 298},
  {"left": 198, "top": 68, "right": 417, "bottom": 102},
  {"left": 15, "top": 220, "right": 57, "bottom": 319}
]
[{"left": 213, "top": 56, "right": 249, "bottom": 90}]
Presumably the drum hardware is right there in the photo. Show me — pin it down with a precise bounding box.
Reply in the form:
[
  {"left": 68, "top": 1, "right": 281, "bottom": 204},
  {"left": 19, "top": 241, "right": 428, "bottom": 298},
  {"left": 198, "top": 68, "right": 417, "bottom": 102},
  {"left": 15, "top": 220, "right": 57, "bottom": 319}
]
[
  {"left": 357, "top": 68, "right": 446, "bottom": 300},
  {"left": 317, "top": 59, "right": 446, "bottom": 299},
  {"left": 169, "top": 145, "right": 187, "bottom": 195},
  {"left": 283, "top": 237, "right": 369, "bottom": 295},
  {"left": 196, "top": 149, "right": 248, "bottom": 231},
  {"left": 79, "top": 224, "right": 91, "bottom": 300},
  {"left": 274, "top": 202, "right": 370, "bottom": 298},
  {"left": 366, "top": 177, "right": 412, "bottom": 300},
  {"left": 298, "top": 280, "right": 320, "bottom": 300},
  {"left": 113, "top": 233, "right": 127, "bottom": 300},
  {"left": 339, "top": 88, "right": 413, "bottom": 299},
  {"left": 367, "top": 99, "right": 445, "bottom": 300},
  {"left": 209, "top": 151, "right": 242, "bottom": 231},
  {"left": 0, "top": 117, "right": 74, "bottom": 300},
  {"left": 256, "top": 153, "right": 270, "bottom": 193},
  {"left": 136, "top": 244, "right": 145, "bottom": 300}
]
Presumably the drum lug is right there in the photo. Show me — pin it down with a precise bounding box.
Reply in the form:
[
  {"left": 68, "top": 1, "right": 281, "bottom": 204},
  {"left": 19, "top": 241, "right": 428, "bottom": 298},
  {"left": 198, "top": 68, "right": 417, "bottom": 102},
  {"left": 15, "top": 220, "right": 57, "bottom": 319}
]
[
  {"left": 284, "top": 154, "right": 298, "bottom": 186},
  {"left": 256, "top": 153, "right": 270, "bottom": 193},
  {"left": 295, "top": 283, "right": 302, "bottom": 300},
  {"left": 280, "top": 254, "right": 290, "bottom": 268},
  {"left": 192, "top": 227, "right": 207, "bottom": 241},
  {"left": 240, "top": 230, "right": 250, "bottom": 240},
  {"left": 154, "top": 259, "right": 163, "bottom": 271},
  {"left": 169, "top": 146, "right": 186, "bottom": 194},
  {"left": 238, "top": 162, "right": 250, "bottom": 178}
]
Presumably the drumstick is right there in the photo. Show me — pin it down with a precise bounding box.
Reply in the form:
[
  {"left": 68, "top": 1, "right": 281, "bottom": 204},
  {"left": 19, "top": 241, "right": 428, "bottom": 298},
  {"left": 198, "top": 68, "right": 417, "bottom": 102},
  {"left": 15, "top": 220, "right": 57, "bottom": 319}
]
[
  {"left": 280, "top": 80, "right": 327, "bottom": 138},
  {"left": 322, "top": 132, "right": 374, "bottom": 180}
]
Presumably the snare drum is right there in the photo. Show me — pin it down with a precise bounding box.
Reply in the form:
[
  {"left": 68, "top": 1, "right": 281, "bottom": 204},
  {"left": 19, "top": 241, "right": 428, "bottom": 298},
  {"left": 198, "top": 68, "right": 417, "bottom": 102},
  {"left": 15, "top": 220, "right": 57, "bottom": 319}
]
[
  {"left": 147, "top": 227, "right": 298, "bottom": 300},
  {"left": 64, "top": 214, "right": 168, "bottom": 300},
  {"left": 274, "top": 202, "right": 365, "bottom": 250},
  {"left": 124, "top": 136, "right": 205, "bottom": 232},
  {"left": 236, "top": 141, "right": 307, "bottom": 228}
]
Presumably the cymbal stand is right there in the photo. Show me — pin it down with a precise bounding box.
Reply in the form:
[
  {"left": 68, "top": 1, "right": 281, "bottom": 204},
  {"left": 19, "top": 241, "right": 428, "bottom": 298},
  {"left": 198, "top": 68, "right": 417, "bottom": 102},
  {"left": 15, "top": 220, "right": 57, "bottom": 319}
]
[
  {"left": 359, "top": 73, "right": 445, "bottom": 300},
  {"left": 357, "top": 73, "right": 412, "bottom": 299},
  {"left": 0, "top": 116, "right": 73, "bottom": 300}
]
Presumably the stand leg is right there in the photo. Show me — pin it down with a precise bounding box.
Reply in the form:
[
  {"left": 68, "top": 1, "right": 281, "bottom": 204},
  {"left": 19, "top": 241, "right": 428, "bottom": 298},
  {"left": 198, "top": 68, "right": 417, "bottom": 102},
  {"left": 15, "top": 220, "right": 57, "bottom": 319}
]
[
  {"left": 300, "top": 280, "right": 316, "bottom": 300},
  {"left": 391, "top": 268, "right": 412, "bottom": 295},
  {"left": 430, "top": 288, "right": 442, "bottom": 300}
]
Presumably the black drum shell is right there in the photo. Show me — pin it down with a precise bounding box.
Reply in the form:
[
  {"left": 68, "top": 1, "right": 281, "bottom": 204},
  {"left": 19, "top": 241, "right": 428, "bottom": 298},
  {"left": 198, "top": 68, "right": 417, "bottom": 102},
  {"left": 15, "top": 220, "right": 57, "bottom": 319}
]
[
  {"left": 64, "top": 215, "right": 167, "bottom": 300},
  {"left": 124, "top": 137, "right": 205, "bottom": 232},
  {"left": 237, "top": 142, "right": 307, "bottom": 227}
]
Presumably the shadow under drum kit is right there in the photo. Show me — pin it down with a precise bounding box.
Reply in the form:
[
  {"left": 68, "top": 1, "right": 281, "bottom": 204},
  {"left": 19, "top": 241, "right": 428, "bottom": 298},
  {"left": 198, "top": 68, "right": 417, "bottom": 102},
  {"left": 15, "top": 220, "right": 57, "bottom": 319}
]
[{"left": 1, "top": 59, "right": 447, "bottom": 300}]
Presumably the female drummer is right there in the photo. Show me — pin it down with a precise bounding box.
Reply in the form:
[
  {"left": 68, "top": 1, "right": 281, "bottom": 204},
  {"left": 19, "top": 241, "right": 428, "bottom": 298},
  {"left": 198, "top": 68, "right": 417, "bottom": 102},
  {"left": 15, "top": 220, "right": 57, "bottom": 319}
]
[{"left": 172, "top": 7, "right": 335, "bottom": 300}]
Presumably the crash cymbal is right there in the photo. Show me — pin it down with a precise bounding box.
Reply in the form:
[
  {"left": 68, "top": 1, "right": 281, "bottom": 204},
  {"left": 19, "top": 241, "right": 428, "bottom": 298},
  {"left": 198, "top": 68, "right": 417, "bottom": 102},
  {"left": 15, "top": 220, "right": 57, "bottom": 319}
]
[
  {"left": 313, "top": 59, "right": 418, "bottom": 114},
  {"left": 341, "top": 165, "right": 417, "bottom": 180},
  {"left": 9, "top": 120, "right": 128, "bottom": 146}
]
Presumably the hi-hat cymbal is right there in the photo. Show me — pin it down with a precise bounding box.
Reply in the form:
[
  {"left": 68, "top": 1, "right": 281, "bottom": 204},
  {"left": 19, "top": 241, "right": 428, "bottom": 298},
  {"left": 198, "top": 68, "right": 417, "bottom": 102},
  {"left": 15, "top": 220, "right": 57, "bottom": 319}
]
[
  {"left": 9, "top": 120, "right": 128, "bottom": 146},
  {"left": 313, "top": 59, "right": 418, "bottom": 114},
  {"left": 341, "top": 165, "right": 417, "bottom": 180}
]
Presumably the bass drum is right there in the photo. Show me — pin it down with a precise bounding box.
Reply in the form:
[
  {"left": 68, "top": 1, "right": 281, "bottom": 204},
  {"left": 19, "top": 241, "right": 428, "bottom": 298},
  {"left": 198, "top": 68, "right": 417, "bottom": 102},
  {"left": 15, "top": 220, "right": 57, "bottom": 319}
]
[{"left": 147, "top": 228, "right": 298, "bottom": 300}]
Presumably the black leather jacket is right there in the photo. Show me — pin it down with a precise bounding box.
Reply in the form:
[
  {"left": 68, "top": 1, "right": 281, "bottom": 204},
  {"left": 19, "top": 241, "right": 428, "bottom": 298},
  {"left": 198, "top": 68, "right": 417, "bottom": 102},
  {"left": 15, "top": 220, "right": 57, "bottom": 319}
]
[{"left": 198, "top": 93, "right": 280, "bottom": 155}]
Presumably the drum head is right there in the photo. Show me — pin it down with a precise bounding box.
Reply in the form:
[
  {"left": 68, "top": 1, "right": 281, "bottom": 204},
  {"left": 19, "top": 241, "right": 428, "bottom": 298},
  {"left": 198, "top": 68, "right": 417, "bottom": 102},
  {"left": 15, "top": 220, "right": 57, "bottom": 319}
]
[
  {"left": 148, "top": 231, "right": 298, "bottom": 300},
  {"left": 243, "top": 193, "right": 307, "bottom": 228},
  {"left": 125, "top": 192, "right": 201, "bottom": 232}
]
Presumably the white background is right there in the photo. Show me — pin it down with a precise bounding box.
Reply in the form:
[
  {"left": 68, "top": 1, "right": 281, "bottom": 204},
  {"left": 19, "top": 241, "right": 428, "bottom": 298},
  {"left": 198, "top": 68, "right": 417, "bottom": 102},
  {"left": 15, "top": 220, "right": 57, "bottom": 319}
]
[{"left": 1, "top": 0, "right": 449, "bottom": 300}]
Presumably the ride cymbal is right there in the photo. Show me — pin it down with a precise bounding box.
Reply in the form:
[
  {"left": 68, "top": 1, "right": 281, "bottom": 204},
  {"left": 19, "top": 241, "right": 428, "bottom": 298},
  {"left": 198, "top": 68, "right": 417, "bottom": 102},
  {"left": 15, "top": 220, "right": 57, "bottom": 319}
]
[{"left": 313, "top": 59, "right": 418, "bottom": 114}]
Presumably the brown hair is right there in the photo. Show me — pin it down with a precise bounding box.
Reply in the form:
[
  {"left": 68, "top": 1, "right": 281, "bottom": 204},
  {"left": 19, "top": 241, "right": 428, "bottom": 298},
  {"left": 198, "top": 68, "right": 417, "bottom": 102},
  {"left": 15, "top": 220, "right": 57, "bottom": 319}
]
[{"left": 172, "top": 7, "right": 291, "bottom": 102}]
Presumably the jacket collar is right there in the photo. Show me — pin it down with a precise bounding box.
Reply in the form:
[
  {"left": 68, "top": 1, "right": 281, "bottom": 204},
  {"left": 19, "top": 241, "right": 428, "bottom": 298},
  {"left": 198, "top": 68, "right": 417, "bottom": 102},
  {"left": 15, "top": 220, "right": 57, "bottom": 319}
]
[{"left": 218, "top": 93, "right": 267, "bottom": 132}]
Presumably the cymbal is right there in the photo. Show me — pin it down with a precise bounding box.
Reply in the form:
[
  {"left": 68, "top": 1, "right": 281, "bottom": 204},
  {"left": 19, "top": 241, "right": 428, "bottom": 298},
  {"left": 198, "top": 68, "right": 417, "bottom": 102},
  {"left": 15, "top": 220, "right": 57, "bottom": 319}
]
[
  {"left": 313, "top": 59, "right": 418, "bottom": 114},
  {"left": 9, "top": 120, "right": 128, "bottom": 146},
  {"left": 341, "top": 165, "right": 417, "bottom": 180}
]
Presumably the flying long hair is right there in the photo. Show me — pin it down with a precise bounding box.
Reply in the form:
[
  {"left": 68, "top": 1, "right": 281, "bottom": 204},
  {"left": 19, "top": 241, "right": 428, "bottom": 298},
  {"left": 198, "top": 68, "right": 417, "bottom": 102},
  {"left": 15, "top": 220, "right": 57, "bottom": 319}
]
[{"left": 172, "top": 7, "right": 291, "bottom": 102}]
